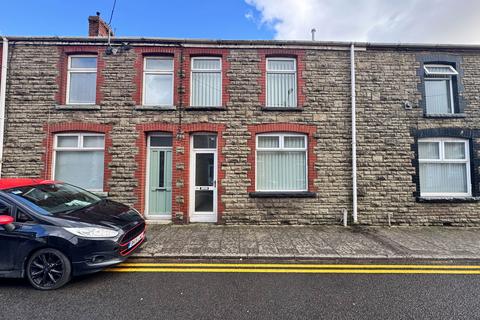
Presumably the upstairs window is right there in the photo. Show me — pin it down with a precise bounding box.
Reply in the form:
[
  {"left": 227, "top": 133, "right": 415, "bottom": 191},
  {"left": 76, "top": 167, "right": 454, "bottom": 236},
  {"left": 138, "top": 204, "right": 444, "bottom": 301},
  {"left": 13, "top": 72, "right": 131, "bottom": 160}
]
[
  {"left": 424, "top": 64, "right": 458, "bottom": 114},
  {"left": 256, "top": 133, "right": 307, "bottom": 191},
  {"left": 143, "top": 57, "right": 174, "bottom": 106},
  {"left": 418, "top": 138, "right": 471, "bottom": 197},
  {"left": 67, "top": 56, "right": 97, "bottom": 104},
  {"left": 266, "top": 58, "right": 297, "bottom": 108},
  {"left": 190, "top": 57, "right": 222, "bottom": 107},
  {"left": 53, "top": 133, "right": 105, "bottom": 191}
]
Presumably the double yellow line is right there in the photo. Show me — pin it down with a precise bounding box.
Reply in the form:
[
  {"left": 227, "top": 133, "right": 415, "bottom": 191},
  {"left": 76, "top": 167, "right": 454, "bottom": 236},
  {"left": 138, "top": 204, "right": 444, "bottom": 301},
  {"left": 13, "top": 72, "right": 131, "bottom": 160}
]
[{"left": 105, "top": 262, "right": 480, "bottom": 274}]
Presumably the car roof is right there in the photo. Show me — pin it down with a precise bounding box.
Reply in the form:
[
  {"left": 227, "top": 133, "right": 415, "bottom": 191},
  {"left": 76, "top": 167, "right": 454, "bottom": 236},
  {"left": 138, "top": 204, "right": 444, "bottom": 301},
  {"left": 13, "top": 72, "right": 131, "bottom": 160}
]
[{"left": 0, "top": 178, "right": 59, "bottom": 190}]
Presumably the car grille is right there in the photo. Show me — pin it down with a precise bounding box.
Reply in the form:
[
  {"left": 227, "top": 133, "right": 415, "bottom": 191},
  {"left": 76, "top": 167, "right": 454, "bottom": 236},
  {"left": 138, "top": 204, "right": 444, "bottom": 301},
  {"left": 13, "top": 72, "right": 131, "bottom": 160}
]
[{"left": 120, "top": 222, "right": 146, "bottom": 246}]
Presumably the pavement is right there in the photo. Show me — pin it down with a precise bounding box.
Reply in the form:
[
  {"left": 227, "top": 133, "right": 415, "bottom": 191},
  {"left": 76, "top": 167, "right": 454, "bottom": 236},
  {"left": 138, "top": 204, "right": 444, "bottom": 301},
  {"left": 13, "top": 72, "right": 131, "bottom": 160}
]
[
  {"left": 134, "top": 224, "right": 480, "bottom": 261},
  {"left": 2, "top": 271, "right": 480, "bottom": 319}
]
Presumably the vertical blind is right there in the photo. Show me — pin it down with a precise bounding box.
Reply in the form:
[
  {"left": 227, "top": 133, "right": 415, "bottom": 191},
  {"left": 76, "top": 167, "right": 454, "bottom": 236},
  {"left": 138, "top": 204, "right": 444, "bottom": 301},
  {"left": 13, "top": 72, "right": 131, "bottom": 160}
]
[
  {"left": 425, "top": 79, "right": 451, "bottom": 114},
  {"left": 266, "top": 59, "right": 297, "bottom": 108},
  {"left": 257, "top": 134, "right": 307, "bottom": 191},
  {"left": 191, "top": 58, "right": 221, "bottom": 107},
  {"left": 418, "top": 140, "right": 469, "bottom": 195},
  {"left": 419, "top": 163, "right": 467, "bottom": 194},
  {"left": 257, "top": 151, "right": 306, "bottom": 191}
]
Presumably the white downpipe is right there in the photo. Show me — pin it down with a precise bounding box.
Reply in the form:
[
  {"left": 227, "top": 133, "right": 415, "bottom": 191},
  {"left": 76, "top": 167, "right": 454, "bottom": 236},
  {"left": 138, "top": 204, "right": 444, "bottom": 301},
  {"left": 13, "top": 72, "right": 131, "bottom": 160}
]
[
  {"left": 350, "top": 43, "right": 358, "bottom": 224},
  {"left": 0, "top": 37, "right": 8, "bottom": 178}
]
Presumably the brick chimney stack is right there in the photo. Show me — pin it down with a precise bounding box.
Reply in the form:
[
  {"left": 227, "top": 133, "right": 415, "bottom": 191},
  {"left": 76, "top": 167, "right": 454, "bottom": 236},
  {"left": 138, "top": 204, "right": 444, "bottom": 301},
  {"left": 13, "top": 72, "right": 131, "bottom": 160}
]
[{"left": 88, "top": 12, "right": 114, "bottom": 37}]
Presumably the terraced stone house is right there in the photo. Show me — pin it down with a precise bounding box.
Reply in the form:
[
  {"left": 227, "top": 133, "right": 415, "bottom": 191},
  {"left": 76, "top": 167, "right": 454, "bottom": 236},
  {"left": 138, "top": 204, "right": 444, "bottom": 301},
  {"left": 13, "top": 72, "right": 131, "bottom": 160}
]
[{"left": 1, "top": 15, "right": 480, "bottom": 226}]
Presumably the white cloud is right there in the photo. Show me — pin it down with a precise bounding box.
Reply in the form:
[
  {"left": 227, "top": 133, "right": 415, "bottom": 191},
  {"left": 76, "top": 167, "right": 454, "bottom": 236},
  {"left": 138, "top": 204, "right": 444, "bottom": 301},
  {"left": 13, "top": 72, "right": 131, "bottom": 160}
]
[{"left": 245, "top": 0, "right": 480, "bottom": 44}]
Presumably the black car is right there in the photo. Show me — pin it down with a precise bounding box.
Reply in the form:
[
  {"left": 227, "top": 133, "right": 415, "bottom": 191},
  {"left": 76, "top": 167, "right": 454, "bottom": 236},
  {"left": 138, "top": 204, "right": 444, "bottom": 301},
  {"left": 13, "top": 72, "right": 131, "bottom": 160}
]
[{"left": 0, "top": 179, "right": 146, "bottom": 290}]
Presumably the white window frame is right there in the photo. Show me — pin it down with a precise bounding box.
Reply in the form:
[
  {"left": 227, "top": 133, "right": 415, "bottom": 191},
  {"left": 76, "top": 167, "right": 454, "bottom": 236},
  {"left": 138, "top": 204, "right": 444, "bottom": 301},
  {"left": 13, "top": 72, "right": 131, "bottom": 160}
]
[
  {"left": 265, "top": 57, "right": 297, "bottom": 108},
  {"left": 255, "top": 133, "right": 308, "bottom": 192},
  {"left": 52, "top": 132, "right": 105, "bottom": 192},
  {"left": 190, "top": 57, "right": 222, "bottom": 107},
  {"left": 424, "top": 64, "right": 458, "bottom": 76},
  {"left": 418, "top": 137, "right": 471, "bottom": 197},
  {"left": 424, "top": 64, "right": 458, "bottom": 114},
  {"left": 66, "top": 55, "right": 98, "bottom": 105},
  {"left": 142, "top": 57, "right": 174, "bottom": 107}
]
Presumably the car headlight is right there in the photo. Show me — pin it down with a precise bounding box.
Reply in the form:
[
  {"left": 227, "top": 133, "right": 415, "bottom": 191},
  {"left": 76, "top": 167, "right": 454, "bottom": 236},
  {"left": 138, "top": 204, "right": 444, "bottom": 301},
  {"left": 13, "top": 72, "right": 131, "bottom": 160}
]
[{"left": 65, "top": 227, "right": 119, "bottom": 238}]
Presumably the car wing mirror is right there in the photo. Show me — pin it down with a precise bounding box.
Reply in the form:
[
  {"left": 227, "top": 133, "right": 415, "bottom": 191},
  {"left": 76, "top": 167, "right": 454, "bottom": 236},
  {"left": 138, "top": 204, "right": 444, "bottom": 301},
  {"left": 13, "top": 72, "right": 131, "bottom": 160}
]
[{"left": 0, "top": 215, "right": 15, "bottom": 232}]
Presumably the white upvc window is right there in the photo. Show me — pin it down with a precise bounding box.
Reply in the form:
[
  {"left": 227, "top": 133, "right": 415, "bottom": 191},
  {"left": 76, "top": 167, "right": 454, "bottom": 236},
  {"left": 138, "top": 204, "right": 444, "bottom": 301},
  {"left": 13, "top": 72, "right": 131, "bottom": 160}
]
[
  {"left": 418, "top": 138, "right": 471, "bottom": 197},
  {"left": 190, "top": 57, "right": 222, "bottom": 107},
  {"left": 53, "top": 133, "right": 105, "bottom": 191},
  {"left": 256, "top": 133, "right": 307, "bottom": 192},
  {"left": 424, "top": 64, "right": 458, "bottom": 114},
  {"left": 143, "top": 57, "right": 174, "bottom": 106},
  {"left": 66, "top": 56, "right": 97, "bottom": 105},
  {"left": 266, "top": 58, "right": 297, "bottom": 108}
]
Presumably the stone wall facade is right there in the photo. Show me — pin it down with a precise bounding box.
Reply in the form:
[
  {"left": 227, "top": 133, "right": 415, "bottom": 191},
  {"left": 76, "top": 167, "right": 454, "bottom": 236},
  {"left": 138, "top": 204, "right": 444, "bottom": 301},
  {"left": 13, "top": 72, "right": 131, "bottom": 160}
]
[
  {"left": 2, "top": 38, "right": 480, "bottom": 225},
  {"left": 356, "top": 48, "right": 480, "bottom": 226}
]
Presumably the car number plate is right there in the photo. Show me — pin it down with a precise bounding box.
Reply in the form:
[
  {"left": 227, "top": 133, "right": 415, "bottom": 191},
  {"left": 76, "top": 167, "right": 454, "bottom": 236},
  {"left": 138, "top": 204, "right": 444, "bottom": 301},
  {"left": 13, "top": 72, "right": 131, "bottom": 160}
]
[{"left": 128, "top": 232, "right": 144, "bottom": 249}]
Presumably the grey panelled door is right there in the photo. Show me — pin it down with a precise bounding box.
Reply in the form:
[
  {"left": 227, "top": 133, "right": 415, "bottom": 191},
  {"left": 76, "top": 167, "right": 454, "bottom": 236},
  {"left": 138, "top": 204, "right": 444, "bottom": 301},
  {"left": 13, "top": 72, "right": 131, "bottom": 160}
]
[{"left": 148, "top": 148, "right": 172, "bottom": 216}]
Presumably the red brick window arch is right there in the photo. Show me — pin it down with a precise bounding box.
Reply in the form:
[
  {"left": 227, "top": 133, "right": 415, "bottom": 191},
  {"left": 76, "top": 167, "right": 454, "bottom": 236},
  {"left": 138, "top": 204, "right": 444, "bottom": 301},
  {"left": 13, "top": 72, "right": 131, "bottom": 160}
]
[
  {"left": 247, "top": 123, "right": 317, "bottom": 195},
  {"left": 57, "top": 47, "right": 104, "bottom": 105},
  {"left": 258, "top": 50, "right": 306, "bottom": 108},
  {"left": 42, "top": 123, "right": 112, "bottom": 192}
]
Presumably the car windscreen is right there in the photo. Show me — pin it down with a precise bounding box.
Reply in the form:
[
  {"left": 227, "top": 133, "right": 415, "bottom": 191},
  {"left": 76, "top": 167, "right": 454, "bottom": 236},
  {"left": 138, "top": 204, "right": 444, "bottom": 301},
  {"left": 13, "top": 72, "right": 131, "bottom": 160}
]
[{"left": 5, "top": 183, "right": 102, "bottom": 215}]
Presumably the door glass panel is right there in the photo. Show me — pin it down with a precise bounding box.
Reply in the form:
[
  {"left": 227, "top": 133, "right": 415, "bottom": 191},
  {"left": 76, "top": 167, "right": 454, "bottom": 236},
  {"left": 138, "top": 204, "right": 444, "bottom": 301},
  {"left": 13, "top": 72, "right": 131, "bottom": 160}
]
[
  {"left": 193, "top": 135, "right": 216, "bottom": 149},
  {"left": 195, "top": 153, "right": 214, "bottom": 186},
  {"left": 195, "top": 190, "right": 213, "bottom": 212},
  {"left": 158, "top": 151, "right": 165, "bottom": 188}
]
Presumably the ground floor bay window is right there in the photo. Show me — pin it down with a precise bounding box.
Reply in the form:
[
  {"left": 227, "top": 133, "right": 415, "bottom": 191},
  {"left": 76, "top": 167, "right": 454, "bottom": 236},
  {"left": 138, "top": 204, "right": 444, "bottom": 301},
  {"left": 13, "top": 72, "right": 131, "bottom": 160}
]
[
  {"left": 418, "top": 138, "right": 471, "bottom": 197},
  {"left": 53, "top": 133, "right": 105, "bottom": 191},
  {"left": 256, "top": 133, "right": 307, "bottom": 192}
]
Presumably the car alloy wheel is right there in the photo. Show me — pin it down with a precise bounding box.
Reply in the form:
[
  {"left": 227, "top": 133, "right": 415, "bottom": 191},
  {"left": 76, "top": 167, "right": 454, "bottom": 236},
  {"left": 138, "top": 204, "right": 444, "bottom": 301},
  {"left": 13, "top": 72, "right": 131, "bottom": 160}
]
[{"left": 27, "top": 248, "right": 71, "bottom": 290}]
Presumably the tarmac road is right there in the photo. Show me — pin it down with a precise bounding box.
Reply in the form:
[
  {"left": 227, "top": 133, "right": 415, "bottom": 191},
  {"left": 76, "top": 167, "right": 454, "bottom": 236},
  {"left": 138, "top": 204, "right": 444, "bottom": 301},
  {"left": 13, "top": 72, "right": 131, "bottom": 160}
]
[{"left": 1, "top": 261, "right": 480, "bottom": 320}]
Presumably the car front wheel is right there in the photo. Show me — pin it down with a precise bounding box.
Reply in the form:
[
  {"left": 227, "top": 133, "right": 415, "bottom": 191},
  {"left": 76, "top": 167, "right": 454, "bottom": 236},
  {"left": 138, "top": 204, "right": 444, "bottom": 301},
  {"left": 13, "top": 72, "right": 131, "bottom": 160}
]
[{"left": 26, "top": 248, "right": 71, "bottom": 290}]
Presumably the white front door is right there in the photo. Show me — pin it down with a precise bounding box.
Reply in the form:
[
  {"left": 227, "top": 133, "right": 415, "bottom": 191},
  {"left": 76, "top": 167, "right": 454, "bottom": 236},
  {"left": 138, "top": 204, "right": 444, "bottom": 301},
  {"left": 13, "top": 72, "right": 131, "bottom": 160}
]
[{"left": 190, "top": 134, "right": 217, "bottom": 223}]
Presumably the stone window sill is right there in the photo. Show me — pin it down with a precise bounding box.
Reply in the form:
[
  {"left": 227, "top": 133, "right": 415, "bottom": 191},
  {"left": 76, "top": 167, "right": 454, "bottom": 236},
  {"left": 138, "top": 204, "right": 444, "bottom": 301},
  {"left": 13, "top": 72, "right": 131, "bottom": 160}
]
[
  {"left": 249, "top": 191, "right": 317, "bottom": 198},
  {"left": 262, "top": 107, "right": 302, "bottom": 112},
  {"left": 184, "top": 106, "right": 227, "bottom": 111},
  {"left": 416, "top": 196, "right": 480, "bottom": 203},
  {"left": 135, "top": 105, "right": 176, "bottom": 111},
  {"left": 55, "top": 105, "right": 101, "bottom": 111},
  {"left": 424, "top": 113, "right": 466, "bottom": 118}
]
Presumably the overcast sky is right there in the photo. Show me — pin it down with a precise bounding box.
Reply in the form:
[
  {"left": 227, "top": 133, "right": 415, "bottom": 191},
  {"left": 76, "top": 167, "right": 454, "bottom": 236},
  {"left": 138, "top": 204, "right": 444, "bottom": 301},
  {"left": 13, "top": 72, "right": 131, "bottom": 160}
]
[{"left": 245, "top": 0, "right": 480, "bottom": 43}]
